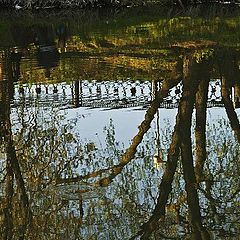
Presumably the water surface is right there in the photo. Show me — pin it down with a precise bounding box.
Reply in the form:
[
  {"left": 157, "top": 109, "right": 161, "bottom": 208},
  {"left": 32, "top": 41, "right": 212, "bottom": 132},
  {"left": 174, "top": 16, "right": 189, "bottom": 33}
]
[{"left": 0, "top": 6, "right": 240, "bottom": 240}]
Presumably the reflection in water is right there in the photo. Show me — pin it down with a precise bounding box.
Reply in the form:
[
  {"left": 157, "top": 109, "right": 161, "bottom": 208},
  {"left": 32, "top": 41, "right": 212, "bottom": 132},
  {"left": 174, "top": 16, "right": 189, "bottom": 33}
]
[
  {"left": 133, "top": 52, "right": 239, "bottom": 239},
  {"left": 35, "top": 25, "right": 60, "bottom": 78},
  {"left": 0, "top": 8, "right": 240, "bottom": 240}
]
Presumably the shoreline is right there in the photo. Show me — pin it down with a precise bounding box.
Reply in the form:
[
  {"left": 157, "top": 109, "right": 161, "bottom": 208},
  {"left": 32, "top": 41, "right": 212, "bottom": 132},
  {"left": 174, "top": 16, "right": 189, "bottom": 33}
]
[
  {"left": 0, "top": 1, "right": 239, "bottom": 11},
  {"left": 0, "top": 0, "right": 162, "bottom": 10}
]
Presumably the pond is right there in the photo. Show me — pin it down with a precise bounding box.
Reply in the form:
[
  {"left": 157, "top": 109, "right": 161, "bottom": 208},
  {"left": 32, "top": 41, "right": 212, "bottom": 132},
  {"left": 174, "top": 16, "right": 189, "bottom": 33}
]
[{"left": 0, "top": 5, "right": 240, "bottom": 240}]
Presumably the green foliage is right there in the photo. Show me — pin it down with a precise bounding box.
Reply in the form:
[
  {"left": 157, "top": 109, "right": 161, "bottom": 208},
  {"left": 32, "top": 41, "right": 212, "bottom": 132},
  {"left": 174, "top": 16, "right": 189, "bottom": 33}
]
[{"left": 193, "top": 48, "right": 214, "bottom": 63}]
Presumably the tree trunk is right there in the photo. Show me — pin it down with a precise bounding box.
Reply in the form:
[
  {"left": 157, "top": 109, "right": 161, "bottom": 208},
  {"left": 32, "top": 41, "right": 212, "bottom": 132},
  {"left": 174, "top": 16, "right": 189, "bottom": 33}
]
[
  {"left": 221, "top": 77, "right": 240, "bottom": 143},
  {"left": 179, "top": 55, "right": 210, "bottom": 239},
  {"left": 195, "top": 78, "right": 210, "bottom": 183}
]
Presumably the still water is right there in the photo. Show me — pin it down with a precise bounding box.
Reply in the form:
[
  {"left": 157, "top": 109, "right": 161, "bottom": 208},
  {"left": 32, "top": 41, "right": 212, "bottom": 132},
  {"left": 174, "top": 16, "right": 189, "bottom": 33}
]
[{"left": 0, "top": 5, "right": 240, "bottom": 240}]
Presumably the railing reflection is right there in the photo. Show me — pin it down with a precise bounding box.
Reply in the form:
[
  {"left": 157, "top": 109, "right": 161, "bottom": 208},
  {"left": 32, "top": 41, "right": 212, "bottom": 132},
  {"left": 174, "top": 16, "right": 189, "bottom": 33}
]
[{"left": 6, "top": 79, "right": 238, "bottom": 110}]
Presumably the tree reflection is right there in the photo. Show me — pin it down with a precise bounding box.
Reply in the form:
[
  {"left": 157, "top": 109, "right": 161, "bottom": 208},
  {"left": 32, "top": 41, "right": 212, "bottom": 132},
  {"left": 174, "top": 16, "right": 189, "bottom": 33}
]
[
  {"left": 219, "top": 49, "right": 240, "bottom": 143},
  {"left": 0, "top": 46, "right": 239, "bottom": 239},
  {"left": 132, "top": 49, "right": 239, "bottom": 239},
  {"left": 0, "top": 81, "right": 32, "bottom": 239}
]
